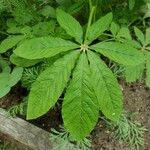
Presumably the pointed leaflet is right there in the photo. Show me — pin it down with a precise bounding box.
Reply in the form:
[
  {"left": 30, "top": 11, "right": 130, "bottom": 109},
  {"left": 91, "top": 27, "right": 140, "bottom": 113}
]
[
  {"left": 134, "top": 27, "right": 145, "bottom": 45},
  {"left": 14, "top": 37, "right": 79, "bottom": 59},
  {"left": 87, "top": 12, "right": 112, "bottom": 44},
  {"left": 125, "top": 63, "right": 145, "bottom": 82},
  {"left": 110, "top": 22, "right": 120, "bottom": 36},
  {"left": 0, "top": 35, "right": 25, "bottom": 53},
  {"left": 62, "top": 52, "right": 99, "bottom": 141},
  {"left": 87, "top": 51, "right": 123, "bottom": 121},
  {"left": 90, "top": 41, "right": 144, "bottom": 66},
  {"left": 145, "top": 28, "right": 150, "bottom": 46},
  {"left": 57, "top": 9, "right": 83, "bottom": 44},
  {"left": 0, "top": 72, "right": 10, "bottom": 98},
  {"left": 129, "top": 0, "right": 135, "bottom": 10},
  {"left": 27, "top": 51, "right": 80, "bottom": 119},
  {"left": 10, "top": 53, "right": 42, "bottom": 67},
  {"left": 145, "top": 51, "right": 150, "bottom": 87},
  {"left": 9, "top": 67, "right": 23, "bottom": 87},
  {"left": 117, "top": 27, "right": 132, "bottom": 40}
]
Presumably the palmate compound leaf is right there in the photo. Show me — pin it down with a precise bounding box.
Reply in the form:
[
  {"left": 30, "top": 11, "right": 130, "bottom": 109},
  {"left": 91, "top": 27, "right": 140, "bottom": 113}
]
[
  {"left": 56, "top": 9, "right": 83, "bottom": 44},
  {"left": 14, "top": 37, "right": 79, "bottom": 59},
  {"left": 90, "top": 42, "right": 145, "bottom": 66},
  {"left": 87, "top": 12, "right": 113, "bottom": 44},
  {"left": 0, "top": 35, "right": 25, "bottom": 53},
  {"left": 27, "top": 51, "right": 80, "bottom": 119},
  {"left": 62, "top": 52, "right": 99, "bottom": 141},
  {"left": 87, "top": 51, "right": 123, "bottom": 121}
]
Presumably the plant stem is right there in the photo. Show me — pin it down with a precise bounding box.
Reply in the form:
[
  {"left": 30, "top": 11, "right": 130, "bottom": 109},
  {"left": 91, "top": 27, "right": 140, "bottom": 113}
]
[
  {"left": 88, "top": 0, "right": 92, "bottom": 11},
  {"left": 84, "top": 6, "right": 96, "bottom": 44},
  {"left": 0, "top": 31, "right": 9, "bottom": 35}
]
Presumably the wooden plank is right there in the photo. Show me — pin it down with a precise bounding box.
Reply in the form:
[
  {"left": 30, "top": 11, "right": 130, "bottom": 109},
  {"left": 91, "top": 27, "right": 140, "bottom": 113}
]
[{"left": 0, "top": 108, "right": 53, "bottom": 150}]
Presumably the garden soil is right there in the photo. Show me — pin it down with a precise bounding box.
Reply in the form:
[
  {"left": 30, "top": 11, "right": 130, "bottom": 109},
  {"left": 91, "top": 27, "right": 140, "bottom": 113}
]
[{"left": 0, "top": 82, "right": 149, "bottom": 150}]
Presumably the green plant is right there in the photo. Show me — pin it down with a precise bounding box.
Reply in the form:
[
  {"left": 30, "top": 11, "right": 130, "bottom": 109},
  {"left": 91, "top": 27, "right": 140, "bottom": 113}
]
[
  {"left": 125, "top": 27, "right": 150, "bottom": 86},
  {"left": 102, "top": 112, "right": 148, "bottom": 150},
  {"left": 21, "top": 66, "right": 44, "bottom": 89},
  {"left": 11, "top": 7, "right": 145, "bottom": 140},
  {"left": 8, "top": 98, "right": 27, "bottom": 117},
  {"left": 49, "top": 126, "right": 91, "bottom": 150},
  {"left": 0, "top": 57, "right": 23, "bottom": 98}
]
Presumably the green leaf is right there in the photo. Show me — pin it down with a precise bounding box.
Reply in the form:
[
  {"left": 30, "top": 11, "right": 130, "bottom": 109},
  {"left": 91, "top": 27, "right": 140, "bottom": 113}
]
[
  {"left": 125, "top": 63, "right": 145, "bottom": 82},
  {"left": 40, "top": 6, "right": 56, "bottom": 18},
  {"left": 9, "top": 67, "right": 23, "bottom": 87},
  {"left": 117, "top": 27, "right": 132, "bottom": 40},
  {"left": 62, "top": 52, "right": 99, "bottom": 141},
  {"left": 146, "top": 51, "right": 150, "bottom": 87},
  {"left": 134, "top": 27, "right": 145, "bottom": 45},
  {"left": 32, "top": 21, "right": 56, "bottom": 37},
  {"left": 129, "top": 0, "right": 135, "bottom": 10},
  {"left": 0, "top": 35, "right": 25, "bottom": 53},
  {"left": 110, "top": 22, "right": 120, "bottom": 36},
  {"left": 10, "top": 53, "right": 42, "bottom": 67},
  {"left": 27, "top": 51, "right": 80, "bottom": 119},
  {"left": 0, "top": 73, "right": 10, "bottom": 98},
  {"left": 90, "top": 42, "right": 144, "bottom": 66},
  {"left": 87, "top": 51, "right": 123, "bottom": 121},
  {"left": 56, "top": 0, "right": 72, "bottom": 7},
  {"left": 145, "top": 28, "right": 150, "bottom": 46},
  {"left": 0, "top": 58, "right": 11, "bottom": 73},
  {"left": 67, "top": 1, "right": 84, "bottom": 15},
  {"left": 57, "top": 9, "right": 83, "bottom": 44},
  {"left": 14, "top": 37, "right": 79, "bottom": 59},
  {"left": 87, "top": 12, "right": 113, "bottom": 43}
]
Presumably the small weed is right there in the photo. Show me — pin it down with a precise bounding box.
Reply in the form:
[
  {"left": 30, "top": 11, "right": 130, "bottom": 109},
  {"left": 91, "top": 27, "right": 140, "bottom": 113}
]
[
  {"left": 102, "top": 112, "right": 148, "bottom": 150},
  {"left": 49, "top": 126, "right": 91, "bottom": 150}
]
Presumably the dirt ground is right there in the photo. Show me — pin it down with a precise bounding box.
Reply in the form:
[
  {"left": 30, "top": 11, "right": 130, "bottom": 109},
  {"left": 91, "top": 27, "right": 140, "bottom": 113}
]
[{"left": 0, "top": 82, "right": 149, "bottom": 150}]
